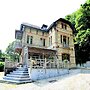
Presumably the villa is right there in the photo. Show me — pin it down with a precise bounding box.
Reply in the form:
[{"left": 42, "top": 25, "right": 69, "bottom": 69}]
[{"left": 3, "top": 18, "right": 76, "bottom": 83}]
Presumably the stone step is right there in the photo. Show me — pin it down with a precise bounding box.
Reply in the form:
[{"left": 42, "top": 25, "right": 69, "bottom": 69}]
[
  {"left": 10, "top": 72, "right": 29, "bottom": 75},
  {"left": 13, "top": 70, "right": 28, "bottom": 73},
  {"left": 16, "top": 68, "right": 28, "bottom": 71},
  {"left": 6, "top": 74, "right": 30, "bottom": 78},
  {"left": 3, "top": 79, "right": 32, "bottom": 84},
  {"left": 3, "top": 76, "right": 31, "bottom": 81},
  {"left": 3, "top": 66, "right": 31, "bottom": 84}
]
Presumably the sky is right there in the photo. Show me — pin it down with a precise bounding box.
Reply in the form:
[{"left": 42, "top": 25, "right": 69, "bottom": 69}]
[{"left": 0, "top": 0, "right": 86, "bottom": 52}]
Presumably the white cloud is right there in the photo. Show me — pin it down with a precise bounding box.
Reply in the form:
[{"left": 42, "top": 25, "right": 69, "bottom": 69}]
[{"left": 0, "top": 0, "right": 86, "bottom": 52}]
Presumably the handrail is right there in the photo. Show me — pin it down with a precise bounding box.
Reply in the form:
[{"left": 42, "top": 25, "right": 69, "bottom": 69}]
[
  {"left": 4, "top": 59, "right": 19, "bottom": 68},
  {"left": 28, "top": 58, "right": 76, "bottom": 70}
]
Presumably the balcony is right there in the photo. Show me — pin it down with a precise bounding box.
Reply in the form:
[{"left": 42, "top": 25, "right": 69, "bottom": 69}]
[
  {"left": 26, "top": 43, "right": 47, "bottom": 49},
  {"left": 63, "top": 43, "right": 69, "bottom": 49},
  {"left": 15, "top": 30, "right": 22, "bottom": 40},
  {"left": 14, "top": 41, "right": 22, "bottom": 52}
]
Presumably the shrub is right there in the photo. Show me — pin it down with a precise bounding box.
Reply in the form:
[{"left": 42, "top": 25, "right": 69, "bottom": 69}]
[{"left": 0, "top": 62, "right": 4, "bottom": 72}]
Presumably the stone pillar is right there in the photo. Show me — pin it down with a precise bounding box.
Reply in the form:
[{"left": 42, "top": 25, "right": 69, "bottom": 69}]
[
  {"left": 45, "top": 58, "right": 46, "bottom": 73},
  {"left": 23, "top": 46, "right": 28, "bottom": 67}
]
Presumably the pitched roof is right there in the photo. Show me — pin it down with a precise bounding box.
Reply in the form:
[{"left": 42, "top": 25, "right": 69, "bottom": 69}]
[
  {"left": 20, "top": 18, "right": 76, "bottom": 33},
  {"left": 48, "top": 18, "right": 76, "bottom": 33},
  {"left": 20, "top": 23, "right": 48, "bottom": 32}
]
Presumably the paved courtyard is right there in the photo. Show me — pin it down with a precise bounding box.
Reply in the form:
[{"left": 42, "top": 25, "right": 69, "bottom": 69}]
[{"left": 0, "top": 71, "right": 90, "bottom": 90}]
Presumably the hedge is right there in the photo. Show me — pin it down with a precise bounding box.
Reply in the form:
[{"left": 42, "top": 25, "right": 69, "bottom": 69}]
[{"left": 0, "top": 62, "right": 4, "bottom": 72}]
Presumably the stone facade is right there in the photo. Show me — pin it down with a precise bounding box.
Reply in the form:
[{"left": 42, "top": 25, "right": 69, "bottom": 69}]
[{"left": 15, "top": 18, "right": 76, "bottom": 68}]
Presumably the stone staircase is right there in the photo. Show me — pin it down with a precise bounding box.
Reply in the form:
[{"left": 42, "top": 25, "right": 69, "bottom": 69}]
[{"left": 3, "top": 66, "right": 31, "bottom": 84}]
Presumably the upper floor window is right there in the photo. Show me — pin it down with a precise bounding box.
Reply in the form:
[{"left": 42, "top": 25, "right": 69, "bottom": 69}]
[
  {"left": 62, "top": 36, "right": 69, "bottom": 47},
  {"left": 30, "top": 36, "right": 33, "bottom": 44},
  {"left": 27, "top": 35, "right": 33, "bottom": 44},
  {"left": 36, "top": 30, "right": 38, "bottom": 34},
  {"left": 22, "top": 26, "right": 25, "bottom": 31},
  {"left": 60, "top": 35, "right": 62, "bottom": 43},
  {"left": 61, "top": 23, "right": 67, "bottom": 30},
  {"left": 51, "top": 29, "right": 52, "bottom": 32},
  {"left": 63, "top": 36, "right": 66, "bottom": 45},
  {"left": 40, "top": 38, "right": 45, "bottom": 46},
  {"left": 49, "top": 36, "right": 52, "bottom": 46},
  {"left": 61, "top": 23, "right": 64, "bottom": 28},
  {"left": 27, "top": 35, "right": 29, "bottom": 44},
  {"left": 43, "top": 39, "right": 45, "bottom": 46},
  {"left": 68, "top": 37, "right": 69, "bottom": 46},
  {"left": 49, "top": 37, "right": 50, "bottom": 46},
  {"left": 42, "top": 32, "right": 44, "bottom": 36},
  {"left": 51, "top": 36, "right": 52, "bottom": 45},
  {"left": 30, "top": 28, "right": 31, "bottom": 33},
  {"left": 65, "top": 25, "right": 67, "bottom": 30}
]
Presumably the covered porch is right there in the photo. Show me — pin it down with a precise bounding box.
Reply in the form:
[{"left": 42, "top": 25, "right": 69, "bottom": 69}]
[{"left": 27, "top": 47, "right": 58, "bottom": 68}]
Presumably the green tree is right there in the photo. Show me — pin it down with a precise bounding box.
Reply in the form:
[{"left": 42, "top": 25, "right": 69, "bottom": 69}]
[
  {"left": 65, "top": 12, "right": 77, "bottom": 27},
  {"left": 5, "top": 41, "right": 20, "bottom": 61},
  {"left": 0, "top": 50, "right": 2, "bottom": 58},
  {"left": 65, "top": 0, "right": 90, "bottom": 64}
]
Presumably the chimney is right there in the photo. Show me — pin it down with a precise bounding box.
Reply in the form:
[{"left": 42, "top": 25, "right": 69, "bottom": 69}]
[{"left": 41, "top": 24, "right": 48, "bottom": 30}]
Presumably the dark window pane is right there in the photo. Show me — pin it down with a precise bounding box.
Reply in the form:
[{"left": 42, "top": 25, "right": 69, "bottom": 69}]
[{"left": 27, "top": 35, "right": 29, "bottom": 43}]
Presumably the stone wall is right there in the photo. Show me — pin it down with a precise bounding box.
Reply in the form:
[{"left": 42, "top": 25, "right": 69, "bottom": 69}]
[{"left": 28, "top": 68, "right": 69, "bottom": 81}]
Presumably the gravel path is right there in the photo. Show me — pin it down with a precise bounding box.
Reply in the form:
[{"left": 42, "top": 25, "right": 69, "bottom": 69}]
[
  {"left": 11, "top": 74, "right": 90, "bottom": 90},
  {"left": 0, "top": 72, "right": 90, "bottom": 90}
]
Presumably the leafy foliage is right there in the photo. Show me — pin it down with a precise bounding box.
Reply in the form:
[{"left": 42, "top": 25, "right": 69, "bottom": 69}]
[
  {"left": 0, "top": 62, "right": 4, "bottom": 71},
  {"left": 5, "top": 41, "right": 20, "bottom": 61},
  {"left": 65, "top": 0, "right": 90, "bottom": 64}
]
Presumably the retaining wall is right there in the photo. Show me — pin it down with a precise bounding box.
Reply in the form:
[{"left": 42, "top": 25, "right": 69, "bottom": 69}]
[{"left": 28, "top": 68, "right": 69, "bottom": 81}]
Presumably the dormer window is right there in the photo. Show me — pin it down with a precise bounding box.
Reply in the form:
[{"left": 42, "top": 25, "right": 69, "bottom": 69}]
[
  {"left": 41, "top": 24, "right": 48, "bottom": 30},
  {"left": 22, "top": 26, "right": 25, "bottom": 31}
]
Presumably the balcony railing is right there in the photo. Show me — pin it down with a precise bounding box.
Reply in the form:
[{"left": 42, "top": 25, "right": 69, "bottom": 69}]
[
  {"left": 63, "top": 43, "right": 69, "bottom": 48},
  {"left": 26, "top": 43, "right": 47, "bottom": 49},
  {"left": 14, "top": 40, "right": 22, "bottom": 49}
]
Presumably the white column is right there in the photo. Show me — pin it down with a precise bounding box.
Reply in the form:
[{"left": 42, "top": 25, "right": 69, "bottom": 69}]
[{"left": 23, "top": 46, "right": 28, "bottom": 67}]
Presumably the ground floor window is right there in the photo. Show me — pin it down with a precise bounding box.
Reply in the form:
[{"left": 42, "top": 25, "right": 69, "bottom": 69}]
[{"left": 62, "top": 53, "right": 70, "bottom": 61}]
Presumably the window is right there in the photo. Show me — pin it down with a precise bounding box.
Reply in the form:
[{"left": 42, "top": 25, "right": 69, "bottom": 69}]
[
  {"left": 30, "top": 28, "right": 31, "bottom": 33},
  {"left": 68, "top": 37, "right": 69, "bottom": 46},
  {"left": 42, "top": 32, "right": 44, "bottom": 36},
  {"left": 22, "top": 26, "right": 25, "bottom": 31},
  {"left": 51, "top": 36, "right": 52, "bottom": 45},
  {"left": 61, "top": 23, "right": 67, "bottom": 30},
  {"left": 61, "top": 35, "right": 62, "bottom": 43},
  {"left": 49, "top": 37, "right": 50, "bottom": 46},
  {"left": 63, "top": 36, "right": 66, "bottom": 45},
  {"left": 62, "top": 54, "right": 70, "bottom": 61},
  {"left": 51, "top": 29, "right": 52, "bottom": 32},
  {"left": 36, "top": 30, "right": 38, "bottom": 34},
  {"left": 27, "top": 35, "right": 29, "bottom": 43},
  {"left": 43, "top": 39, "right": 45, "bottom": 46},
  {"left": 61, "top": 23, "right": 63, "bottom": 28},
  {"left": 27, "top": 35, "right": 33, "bottom": 44},
  {"left": 40, "top": 38, "right": 45, "bottom": 46},
  {"left": 65, "top": 25, "right": 67, "bottom": 30},
  {"left": 30, "top": 36, "right": 33, "bottom": 44}
]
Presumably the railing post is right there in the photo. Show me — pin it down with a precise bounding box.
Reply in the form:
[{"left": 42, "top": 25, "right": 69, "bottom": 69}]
[
  {"left": 30, "top": 57, "right": 32, "bottom": 73},
  {"left": 45, "top": 58, "right": 46, "bottom": 73}
]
